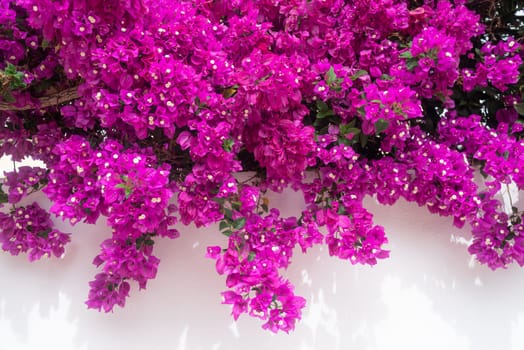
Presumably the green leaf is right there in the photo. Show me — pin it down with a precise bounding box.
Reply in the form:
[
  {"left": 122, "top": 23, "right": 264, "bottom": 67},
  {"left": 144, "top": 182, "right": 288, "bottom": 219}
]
[
  {"left": 316, "top": 100, "right": 334, "bottom": 118},
  {"left": 4, "top": 63, "right": 17, "bottom": 75},
  {"left": 351, "top": 70, "right": 368, "bottom": 80},
  {"left": 338, "top": 136, "right": 352, "bottom": 146},
  {"left": 374, "top": 119, "right": 390, "bottom": 134},
  {"left": 474, "top": 48, "right": 482, "bottom": 57},
  {"left": 331, "top": 80, "right": 343, "bottom": 91},
  {"left": 41, "top": 39, "right": 50, "bottom": 50},
  {"left": 231, "top": 201, "right": 241, "bottom": 211},
  {"left": 399, "top": 51, "right": 413, "bottom": 59},
  {"left": 11, "top": 78, "right": 26, "bottom": 90},
  {"left": 232, "top": 217, "right": 246, "bottom": 230},
  {"left": 339, "top": 123, "right": 361, "bottom": 136},
  {"left": 222, "top": 138, "right": 234, "bottom": 152},
  {"left": 221, "top": 85, "right": 238, "bottom": 99},
  {"left": 406, "top": 58, "right": 418, "bottom": 71},
  {"left": 256, "top": 74, "right": 272, "bottom": 84},
  {"left": 380, "top": 74, "right": 394, "bottom": 81},
  {"left": 514, "top": 103, "right": 524, "bottom": 115},
  {"left": 222, "top": 229, "right": 233, "bottom": 237},
  {"left": 0, "top": 187, "right": 8, "bottom": 204},
  {"left": 347, "top": 127, "right": 361, "bottom": 136},
  {"left": 37, "top": 228, "right": 52, "bottom": 239},
  {"left": 316, "top": 100, "right": 329, "bottom": 111},
  {"left": 325, "top": 66, "right": 337, "bottom": 84},
  {"left": 3, "top": 64, "right": 26, "bottom": 90},
  {"left": 223, "top": 207, "right": 233, "bottom": 220},
  {"left": 219, "top": 220, "right": 230, "bottom": 231},
  {"left": 426, "top": 48, "right": 438, "bottom": 60},
  {"left": 211, "top": 197, "right": 225, "bottom": 205},
  {"left": 115, "top": 180, "right": 133, "bottom": 199},
  {"left": 317, "top": 108, "right": 334, "bottom": 119},
  {"left": 247, "top": 251, "right": 256, "bottom": 262}
]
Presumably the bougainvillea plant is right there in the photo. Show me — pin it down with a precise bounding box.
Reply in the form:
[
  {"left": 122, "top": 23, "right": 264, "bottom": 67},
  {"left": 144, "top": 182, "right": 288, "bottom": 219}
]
[{"left": 0, "top": 0, "right": 523, "bottom": 332}]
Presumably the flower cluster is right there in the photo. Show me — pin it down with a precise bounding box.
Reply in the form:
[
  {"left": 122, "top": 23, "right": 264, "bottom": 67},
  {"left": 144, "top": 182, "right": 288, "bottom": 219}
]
[
  {"left": 0, "top": 202, "right": 70, "bottom": 261},
  {"left": 208, "top": 208, "right": 306, "bottom": 333},
  {"left": 41, "top": 134, "right": 178, "bottom": 310},
  {"left": 87, "top": 234, "right": 161, "bottom": 312},
  {"left": 462, "top": 39, "right": 522, "bottom": 93},
  {"left": 1, "top": 0, "right": 523, "bottom": 333},
  {"left": 3, "top": 165, "right": 46, "bottom": 203}
]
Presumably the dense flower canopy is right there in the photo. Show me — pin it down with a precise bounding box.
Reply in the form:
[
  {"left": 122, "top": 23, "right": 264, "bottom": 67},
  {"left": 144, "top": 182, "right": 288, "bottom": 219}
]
[{"left": 0, "top": 0, "right": 523, "bottom": 332}]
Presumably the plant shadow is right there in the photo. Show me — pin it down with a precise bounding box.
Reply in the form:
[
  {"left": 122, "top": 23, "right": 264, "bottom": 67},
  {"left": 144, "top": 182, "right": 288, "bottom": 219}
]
[{"left": 1, "top": 190, "right": 524, "bottom": 349}]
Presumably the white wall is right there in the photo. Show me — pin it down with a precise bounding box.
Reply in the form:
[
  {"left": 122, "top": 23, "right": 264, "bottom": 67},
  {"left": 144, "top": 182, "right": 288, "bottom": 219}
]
[{"left": 1, "top": 159, "right": 524, "bottom": 350}]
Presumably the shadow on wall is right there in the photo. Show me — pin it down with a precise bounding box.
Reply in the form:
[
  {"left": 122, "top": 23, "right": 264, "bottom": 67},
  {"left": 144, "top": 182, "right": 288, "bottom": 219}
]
[{"left": 1, "top": 189, "right": 524, "bottom": 350}]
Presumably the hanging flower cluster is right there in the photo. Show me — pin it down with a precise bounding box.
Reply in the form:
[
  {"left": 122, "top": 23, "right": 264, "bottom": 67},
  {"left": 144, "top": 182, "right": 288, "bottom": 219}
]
[{"left": 1, "top": 0, "right": 523, "bottom": 332}]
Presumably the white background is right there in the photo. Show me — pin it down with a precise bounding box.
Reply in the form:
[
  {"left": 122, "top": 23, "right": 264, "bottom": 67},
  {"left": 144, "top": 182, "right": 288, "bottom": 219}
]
[{"left": 1, "top": 157, "right": 524, "bottom": 350}]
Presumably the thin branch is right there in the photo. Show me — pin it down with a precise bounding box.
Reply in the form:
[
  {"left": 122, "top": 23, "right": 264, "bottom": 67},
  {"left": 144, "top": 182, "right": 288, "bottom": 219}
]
[{"left": 0, "top": 86, "right": 79, "bottom": 111}]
